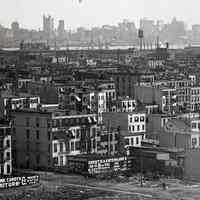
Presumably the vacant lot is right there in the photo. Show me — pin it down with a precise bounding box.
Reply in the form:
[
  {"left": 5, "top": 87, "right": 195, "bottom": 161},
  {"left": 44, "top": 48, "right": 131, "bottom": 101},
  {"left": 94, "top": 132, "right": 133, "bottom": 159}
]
[{"left": 0, "top": 172, "right": 200, "bottom": 200}]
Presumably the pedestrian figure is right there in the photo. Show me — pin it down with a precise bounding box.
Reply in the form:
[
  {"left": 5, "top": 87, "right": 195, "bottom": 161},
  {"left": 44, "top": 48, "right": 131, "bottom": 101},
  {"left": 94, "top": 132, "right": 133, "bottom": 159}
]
[{"left": 162, "top": 182, "right": 166, "bottom": 190}]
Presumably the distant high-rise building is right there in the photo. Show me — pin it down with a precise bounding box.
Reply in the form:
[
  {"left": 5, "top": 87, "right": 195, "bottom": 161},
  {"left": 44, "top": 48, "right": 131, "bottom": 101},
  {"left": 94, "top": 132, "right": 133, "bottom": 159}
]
[
  {"left": 168, "top": 18, "right": 185, "bottom": 43},
  {"left": 192, "top": 24, "right": 200, "bottom": 42},
  {"left": 156, "top": 20, "right": 164, "bottom": 31},
  {"left": 11, "top": 21, "right": 20, "bottom": 39},
  {"left": 11, "top": 21, "right": 19, "bottom": 32},
  {"left": 57, "top": 20, "right": 65, "bottom": 39},
  {"left": 43, "top": 15, "right": 54, "bottom": 39},
  {"left": 117, "top": 19, "right": 137, "bottom": 41},
  {"left": 159, "top": 18, "right": 186, "bottom": 44},
  {"left": 140, "top": 18, "right": 155, "bottom": 38},
  {"left": 171, "top": 18, "right": 185, "bottom": 36}
]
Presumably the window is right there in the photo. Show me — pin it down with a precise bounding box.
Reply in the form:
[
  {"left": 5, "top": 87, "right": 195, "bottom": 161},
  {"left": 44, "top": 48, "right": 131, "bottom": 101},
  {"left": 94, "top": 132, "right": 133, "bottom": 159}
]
[
  {"left": 36, "top": 130, "right": 40, "bottom": 140},
  {"left": 54, "top": 143, "right": 58, "bottom": 153},
  {"left": 132, "top": 126, "right": 135, "bottom": 132},
  {"left": 163, "top": 118, "right": 166, "bottom": 125},
  {"left": 92, "top": 128, "right": 96, "bottom": 137},
  {"left": 134, "top": 117, "right": 139, "bottom": 122},
  {"left": 6, "top": 165, "right": 10, "bottom": 174},
  {"left": 48, "top": 144, "right": 51, "bottom": 153},
  {"left": 83, "top": 97, "right": 87, "bottom": 103},
  {"left": 47, "top": 119, "right": 51, "bottom": 128},
  {"left": 119, "top": 161, "right": 124, "bottom": 168},
  {"left": 140, "top": 116, "right": 145, "bottom": 122},
  {"left": 0, "top": 139, "right": 3, "bottom": 149},
  {"left": 110, "top": 162, "right": 114, "bottom": 168},
  {"left": 76, "top": 129, "right": 80, "bottom": 138},
  {"left": 75, "top": 141, "right": 80, "bottom": 150},
  {"left": 71, "top": 142, "right": 75, "bottom": 151},
  {"left": 92, "top": 139, "right": 96, "bottom": 149},
  {"left": 76, "top": 118, "right": 80, "bottom": 124},
  {"left": 142, "top": 125, "right": 145, "bottom": 131},
  {"left": 1, "top": 165, "right": 3, "bottom": 174},
  {"left": 52, "top": 120, "right": 56, "bottom": 127},
  {"left": 0, "top": 153, "right": 3, "bottom": 162},
  {"left": 128, "top": 126, "right": 131, "bottom": 131},
  {"left": 137, "top": 125, "right": 140, "bottom": 131},
  {"left": 48, "top": 156, "right": 51, "bottom": 165},
  {"left": 36, "top": 117, "right": 40, "bottom": 127},
  {"left": 26, "top": 117, "right": 30, "bottom": 127},
  {"left": 56, "top": 119, "right": 60, "bottom": 127},
  {"left": 131, "top": 138, "right": 134, "bottom": 145},
  {"left": 125, "top": 138, "right": 129, "bottom": 145},
  {"left": 130, "top": 117, "right": 132, "bottom": 123},
  {"left": 62, "top": 119, "right": 65, "bottom": 126},
  {"left": 60, "top": 143, "right": 63, "bottom": 152},
  {"left": 27, "top": 143, "right": 30, "bottom": 151},
  {"left": 53, "top": 157, "right": 58, "bottom": 165},
  {"left": 136, "top": 137, "right": 139, "bottom": 145},
  {"left": 36, "top": 142, "right": 40, "bottom": 152},
  {"left": 6, "top": 129, "right": 10, "bottom": 135},
  {"left": 65, "top": 119, "right": 69, "bottom": 125},
  {"left": 36, "top": 155, "right": 40, "bottom": 164},
  {"left": 26, "top": 130, "right": 30, "bottom": 140},
  {"left": 192, "top": 138, "right": 197, "bottom": 147},
  {"left": 60, "top": 156, "right": 63, "bottom": 166},
  {"left": 192, "top": 123, "right": 197, "bottom": 129},
  {"left": 113, "top": 133, "right": 116, "bottom": 140},
  {"left": 47, "top": 132, "right": 51, "bottom": 140},
  {"left": 198, "top": 123, "right": 200, "bottom": 130},
  {"left": 71, "top": 118, "right": 75, "bottom": 125},
  {"left": 6, "top": 152, "right": 10, "bottom": 160},
  {"left": 6, "top": 140, "right": 10, "bottom": 148},
  {"left": 0, "top": 129, "right": 4, "bottom": 137}
]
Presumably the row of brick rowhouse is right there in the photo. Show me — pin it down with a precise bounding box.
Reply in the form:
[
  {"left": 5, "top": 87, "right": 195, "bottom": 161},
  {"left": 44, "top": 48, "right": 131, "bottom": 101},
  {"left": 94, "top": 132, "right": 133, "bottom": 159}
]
[{"left": 9, "top": 106, "right": 185, "bottom": 177}]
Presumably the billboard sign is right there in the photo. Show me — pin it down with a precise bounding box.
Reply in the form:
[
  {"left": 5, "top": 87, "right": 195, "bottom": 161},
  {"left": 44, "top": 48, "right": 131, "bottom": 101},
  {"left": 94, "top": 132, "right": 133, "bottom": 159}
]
[
  {"left": 0, "top": 175, "right": 39, "bottom": 189},
  {"left": 156, "top": 153, "right": 170, "bottom": 161}
]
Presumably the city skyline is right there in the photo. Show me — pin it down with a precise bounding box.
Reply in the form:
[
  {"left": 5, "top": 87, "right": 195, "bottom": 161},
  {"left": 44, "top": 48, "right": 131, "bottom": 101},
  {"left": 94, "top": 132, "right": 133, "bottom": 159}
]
[{"left": 1, "top": 0, "right": 200, "bottom": 30}]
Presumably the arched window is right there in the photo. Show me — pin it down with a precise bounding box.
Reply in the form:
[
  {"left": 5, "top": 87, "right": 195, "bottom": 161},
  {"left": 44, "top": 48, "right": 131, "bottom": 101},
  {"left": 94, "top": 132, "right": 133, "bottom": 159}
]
[
  {"left": 6, "top": 164, "right": 10, "bottom": 174},
  {"left": 6, "top": 140, "right": 10, "bottom": 148}
]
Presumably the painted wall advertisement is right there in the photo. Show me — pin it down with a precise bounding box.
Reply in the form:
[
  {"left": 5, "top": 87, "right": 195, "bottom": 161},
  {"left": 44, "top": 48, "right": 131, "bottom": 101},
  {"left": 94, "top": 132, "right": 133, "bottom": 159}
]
[{"left": 0, "top": 175, "right": 39, "bottom": 189}]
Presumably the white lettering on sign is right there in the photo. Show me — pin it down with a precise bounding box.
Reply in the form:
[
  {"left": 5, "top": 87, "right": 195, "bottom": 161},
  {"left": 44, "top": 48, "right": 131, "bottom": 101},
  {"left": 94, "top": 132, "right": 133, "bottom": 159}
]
[
  {"left": 88, "top": 157, "right": 127, "bottom": 174},
  {"left": 0, "top": 176, "right": 39, "bottom": 189}
]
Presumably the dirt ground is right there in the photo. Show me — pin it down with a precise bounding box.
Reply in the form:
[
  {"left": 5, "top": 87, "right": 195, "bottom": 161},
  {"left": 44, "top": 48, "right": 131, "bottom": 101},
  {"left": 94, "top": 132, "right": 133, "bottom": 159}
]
[{"left": 0, "top": 171, "right": 200, "bottom": 200}]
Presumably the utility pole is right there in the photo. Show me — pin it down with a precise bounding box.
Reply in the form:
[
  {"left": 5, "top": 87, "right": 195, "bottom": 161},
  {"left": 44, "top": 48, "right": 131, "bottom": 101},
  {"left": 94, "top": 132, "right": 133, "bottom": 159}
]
[
  {"left": 107, "top": 119, "right": 111, "bottom": 155},
  {"left": 156, "top": 36, "right": 160, "bottom": 49},
  {"left": 140, "top": 149, "right": 143, "bottom": 187}
]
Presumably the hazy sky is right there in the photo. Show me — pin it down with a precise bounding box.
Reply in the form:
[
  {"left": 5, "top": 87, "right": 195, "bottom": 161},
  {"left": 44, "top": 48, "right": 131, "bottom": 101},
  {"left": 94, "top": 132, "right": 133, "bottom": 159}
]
[{"left": 0, "top": 0, "right": 199, "bottom": 30}]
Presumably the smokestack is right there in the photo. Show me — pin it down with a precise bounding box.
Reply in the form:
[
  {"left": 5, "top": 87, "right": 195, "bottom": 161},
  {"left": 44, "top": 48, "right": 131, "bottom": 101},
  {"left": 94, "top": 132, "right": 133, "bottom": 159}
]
[{"left": 138, "top": 29, "right": 144, "bottom": 51}]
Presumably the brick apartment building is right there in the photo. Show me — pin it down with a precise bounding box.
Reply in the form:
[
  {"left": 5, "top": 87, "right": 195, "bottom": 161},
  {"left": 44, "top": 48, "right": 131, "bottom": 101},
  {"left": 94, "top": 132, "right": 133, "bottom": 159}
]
[
  {"left": 0, "top": 120, "right": 12, "bottom": 176},
  {"left": 11, "top": 108, "right": 101, "bottom": 170}
]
